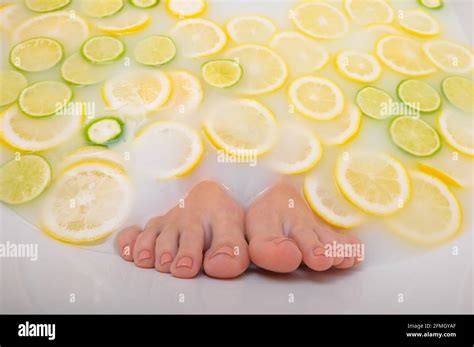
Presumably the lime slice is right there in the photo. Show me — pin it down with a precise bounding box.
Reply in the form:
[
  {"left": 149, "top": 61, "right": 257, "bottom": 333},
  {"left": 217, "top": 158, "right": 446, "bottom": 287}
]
[
  {"left": 356, "top": 86, "right": 393, "bottom": 120},
  {"left": 202, "top": 59, "right": 243, "bottom": 88},
  {"left": 19, "top": 81, "right": 73, "bottom": 118},
  {"left": 133, "top": 35, "right": 176, "bottom": 66},
  {"left": 130, "top": 0, "right": 159, "bottom": 8},
  {"left": 61, "top": 53, "right": 110, "bottom": 85},
  {"left": 10, "top": 37, "right": 63, "bottom": 72},
  {"left": 25, "top": 0, "right": 70, "bottom": 12},
  {"left": 0, "top": 69, "right": 27, "bottom": 107},
  {"left": 82, "top": 36, "right": 125, "bottom": 64},
  {"left": 397, "top": 79, "right": 441, "bottom": 113},
  {"left": 390, "top": 116, "right": 441, "bottom": 157},
  {"left": 418, "top": 0, "right": 443, "bottom": 9},
  {"left": 442, "top": 76, "right": 473, "bottom": 113},
  {"left": 0, "top": 154, "right": 51, "bottom": 205},
  {"left": 85, "top": 117, "right": 125, "bottom": 145},
  {"left": 81, "top": 0, "right": 124, "bottom": 18}
]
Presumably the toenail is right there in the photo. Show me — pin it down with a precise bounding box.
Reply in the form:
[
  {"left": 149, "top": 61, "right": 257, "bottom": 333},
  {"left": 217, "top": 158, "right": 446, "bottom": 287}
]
[
  {"left": 160, "top": 253, "right": 173, "bottom": 265},
  {"left": 210, "top": 246, "right": 234, "bottom": 259},
  {"left": 176, "top": 256, "right": 193, "bottom": 269},
  {"left": 272, "top": 237, "right": 295, "bottom": 245},
  {"left": 313, "top": 247, "right": 326, "bottom": 257},
  {"left": 138, "top": 250, "right": 151, "bottom": 261}
]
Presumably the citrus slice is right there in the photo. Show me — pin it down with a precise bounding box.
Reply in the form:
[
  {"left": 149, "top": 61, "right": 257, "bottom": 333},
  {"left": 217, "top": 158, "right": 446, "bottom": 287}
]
[
  {"left": 0, "top": 4, "right": 30, "bottom": 31},
  {"left": 336, "top": 50, "right": 382, "bottom": 83},
  {"left": 376, "top": 35, "right": 436, "bottom": 76},
  {"left": 0, "top": 105, "right": 83, "bottom": 151},
  {"left": 165, "top": 70, "right": 203, "bottom": 113},
  {"left": 171, "top": 18, "right": 226, "bottom": 58},
  {"left": 41, "top": 160, "right": 133, "bottom": 244},
  {"left": 134, "top": 121, "right": 204, "bottom": 179},
  {"left": 10, "top": 37, "right": 63, "bottom": 72},
  {"left": 166, "top": 0, "right": 207, "bottom": 18},
  {"left": 0, "top": 69, "right": 27, "bottom": 107},
  {"left": 25, "top": 0, "right": 70, "bottom": 12},
  {"left": 397, "top": 79, "right": 441, "bottom": 113},
  {"left": 335, "top": 151, "right": 411, "bottom": 215},
  {"left": 386, "top": 171, "right": 461, "bottom": 246},
  {"left": 442, "top": 76, "right": 473, "bottom": 113},
  {"left": 81, "top": 36, "right": 125, "bottom": 64},
  {"left": 288, "top": 76, "right": 344, "bottom": 120},
  {"left": 96, "top": 10, "right": 151, "bottom": 35},
  {"left": 416, "top": 162, "right": 462, "bottom": 188},
  {"left": 313, "top": 104, "right": 362, "bottom": 146},
  {"left": 85, "top": 117, "right": 124, "bottom": 145},
  {"left": 344, "top": 0, "right": 394, "bottom": 26},
  {"left": 270, "top": 31, "right": 328, "bottom": 76},
  {"left": 203, "top": 99, "right": 277, "bottom": 157},
  {"left": 423, "top": 40, "right": 474, "bottom": 74},
  {"left": 304, "top": 173, "right": 366, "bottom": 229},
  {"left": 398, "top": 9, "right": 440, "bottom": 37},
  {"left": 356, "top": 86, "right": 393, "bottom": 120},
  {"left": 130, "top": 0, "right": 159, "bottom": 8},
  {"left": 418, "top": 0, "right": 443, "bottom": 9},
  {"left": 202, "top": 59, "right": 243, "bottom": 88},
  {"left": 102, "top": 70, "right": 171, "bottom": 115},
  {"left": 61, "top": 146, "right": 125, "bottom": 170},
  {"left": 18, "top": 81, "right": 72, "bottom": 118},
  {"left": 226, "top": 15, "right": 276, "bottom": 44},
  {"left": 366, "top": 24, "right": 401, "bottom": 36},
  {"left": 225, "top": 44, "right": 287, "bottom": 95},
  {"left": 390, "top": 116, "right": 441, "bottom": 157},
  {"left": 0, "top": 155, "right": 51, "bottom": 205},
  {"left": 438, "top": 111, "right": 474, "bottom": 156},
  {"left": 291, "top": 1, "right": 349, "bottom": 39},
  {"left": 81, "top": 0, "right": 123, "bottom": 18},
  {"left": 61, "top": 53, "right": 110, "bottom": 85},
  {"left": 133, "top": 35, "right": 176, "bottom": 66}
]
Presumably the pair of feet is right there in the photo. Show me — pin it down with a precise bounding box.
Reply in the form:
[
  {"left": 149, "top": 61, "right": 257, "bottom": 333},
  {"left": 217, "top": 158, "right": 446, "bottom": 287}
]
[{"left": 116, "top": 180, "right": 362, "bottom": 279}]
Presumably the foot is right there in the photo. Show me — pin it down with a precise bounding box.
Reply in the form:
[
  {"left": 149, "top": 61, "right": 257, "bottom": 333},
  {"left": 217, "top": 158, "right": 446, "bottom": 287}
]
[
  {"left": 246, "top": 179, "right": 363, "bottom": 273},
  {"left": 116, "top": 181, "right": 250, "bottom": 279}
]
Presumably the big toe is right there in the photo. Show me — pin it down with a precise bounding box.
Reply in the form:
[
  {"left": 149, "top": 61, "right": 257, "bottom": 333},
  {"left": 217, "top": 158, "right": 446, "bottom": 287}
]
[
  {"left": 116, "top": 225, "right": 141, "bottom": 262},
  {"left": 249, "top": 236, "right": 302, "bottom": 273}
]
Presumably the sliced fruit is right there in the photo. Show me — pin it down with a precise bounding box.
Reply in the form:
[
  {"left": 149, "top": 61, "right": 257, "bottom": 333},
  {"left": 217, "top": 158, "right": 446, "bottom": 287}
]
[
  {"left": 171, "top": 18, "right": 226, "bottom": 58},
  {"left": 166, "top": 0, "right": 206, "bottom": 18},
  {"left": 82, "top": 36, "right": 125, "bottom": 64},
  {"left": 130, "top": 0, "right": 159, "bottom": 8},
  {"left": 313, "top": 104, "right": 362, "bottom": 146},
  {"left": 336, "top": 50, "right": 382, "bottom": 83},
  {"left": 0, "top": 4, "right": 30, "bottom": 31},
  {"left": 288, "top": 76, "right": 344, "bottom": 120},
  {"left": 397, "top": 79, "right": 441, "bottom": 113},
  {"left": 202, "top": 59, "right": 243, "bottom": 88},
  {"left": 423, "top": 40, "right": 474, "bottom": 74},
  {"left": 270, "top": 31, "right": 328, "bottom": 75},
  {"left": 0, "top": 70, "right": 27, "bottom": 107},
  {"left": 366, "top": 24, "right": 401, "bottom": 35},
  {"left": 304, "top": 173, "right": 366, "bottom": 228},
  {"left": 18, "top": 81, "right": 72, "bottom": 118},
  {"left": 387, "top": 171, "right": 461, "bottom": 246},
  {"left": 41, "top": 160, "right": 133, "bottom": 244},
  {"left": 134, "top": 121, "right": 203, "bottom": 179},
  {"left": 85, "top": 117, "right": 124, "bottom": 145},
  {"left": 81, "top": 0, "right": 123, "bottom": 18},
  {"left": 442, "top": 76, "right": 473, "bottom": 113},
  {"left": 416, "top": 162, "right": 462, "bottom": 187},
  {"left": 10, "top": 37, "right": 63, "bottom": 72},
  {"left": 390, "top": 116, "right": 441, "bottom": 157},
  {"left": 335, "top": 151, "right": 411, "bottom": 215},
  {"left": 356, "top": 86, "right": 393, "bottom": 120},
  {"left": 438, "top": 111, "right": 473, "bottom": 156},
  {"left": 133, "top": 35, "right": 176, "bottom": 66},
  {"left": 399, "top": 9, "right": 440, "bottom": 37},
  {"left": 418, "top": 0, "right": 443, "bottom": 9},
  {"left": 96, "top": 10, "right": 151, "bottom": 35},
  {"left": 344, "top": 0, "right": 394, "bottom": 26},
  {"left": 0, "top": 155, "right": 51, "bottom": 205},
  {"left": 203, "top": 99, "right": 277, "bottom": 157},
  {"left": 61, "top": 146, "right": 125, "bottom": 170},
  {"left": 25, "top": 0, "right": 70, "bottom": 12},
  {"left": 226, "top": 15, "right": 276, "bottom": 44},
  {"left": 165, "top": 70, "right": 203, "bottom": 113},
  {"left": 376, "top": 35, "right": 436, "bottom": 76},
  {"left": 291, "top": 1, "right": 349, "bottom": 39},
  {"left": 61, "top": 53, "right": 110, "bottom": 85}
]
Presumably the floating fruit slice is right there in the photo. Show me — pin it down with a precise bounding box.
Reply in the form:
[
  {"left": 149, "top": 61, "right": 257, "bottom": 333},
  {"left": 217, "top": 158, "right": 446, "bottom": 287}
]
[
  {"left": 61, "top": 53, "right": 110, "bottom": 85},
  {"left": 133, "top": 35, "right": 176, "bottom": 66},
  {"left": 397, "top": 79, "right": 441, "bottom": 113},
  {"left": 0, "top": 70, "right": 27, "bottom": 107},
  {"left": 291, "top": 1, "right": 349, "bottom": 39},
  {"left": 335, "top": 151, "right": 410, "bottom": 215},
  {"left": 130, "top": 0, "right": 159, "bottom": 8},
  {"left": 165, "top": 70, "right": 203, "bottom": 113},
  {"left": 335, "top": 50, "right": 382, "bottom": 83},
  {"left": 19, "top": 81, "right": 72, "bottom": 118},
  {"left": 41, "top": 160, "right": 133, "bottom": 244},
  {"left": 387, "top": 171, "right": 461, "bottom": 246},
  {"left": 0, "top": 154, "right": 51, "bottom": 205},
  {"left": 61, "top": 146, "right": 125, "bottom": 170},
  {"left": 81, "top": 0, "right": 123, "bottom": 18},
  {"left": 423, "top": 40, "right": 474, "bottom": 74},
  {"left": 10, "top": 37, "right": 63, "bottom": 72},
  {"left": 376, "top": 35, "right": 436, "bottom": 76},
  {"left": 226, "top": 15, "right": 276, "bottom": 44},
  {"left": 171, "top": 18, "right": 226, "bottom": 58},
  {"left": 398, "top": 9, "right": 440, "bottom": 37},
  {"left": 418, "top": 0, "right": 443, "bottom": 9},
  {"left": 201, "top": 59, "right": 243, "bottom": 88},
  {"left": 96, "top": 10, "right": 151, "bottom": 35},
  {"left": 85, "top": 117, "right": 124, "bottom": 145},
  {"left": 442, "top": 76, "right": 473, "bottom": 113},
  {"left": 356, "top": 86, "right": 393, "bottom": 120},
  {"left": 166, "top": 0, "right": 207, "bottom": 18},
  {"left": 288, "top": 76, "right": 344, "bottom": 120},
  {"left": 344, "top": 0, "right": 394, "bottom": 26},
  {"left": 313, "top": 104, "right": 362, "bottom": 146},
  {"left": 438, "top": 111, "right": 473, "bottom": 156},
  {"left": 81, "top": 36, "right": 125, "bottom": 64},
  {"left": 25, "top": 0, "right": 70, "bottom": 12},
  {"left": 416, "top": 162, "right": 462, "bottom": 188}
]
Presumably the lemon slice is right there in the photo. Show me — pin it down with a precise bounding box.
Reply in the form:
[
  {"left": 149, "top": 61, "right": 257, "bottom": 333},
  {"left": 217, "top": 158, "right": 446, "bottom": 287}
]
[
  {"left": 0, "top": 105, "right": 83, "bottom": 151},
  {"left": 0, "top": 4, "right": 30, "bottom": 31},
  {"left": 356, "top": 86, "right": 393, "bottom": 120},
  {"left": 376, "top": 35, "right": 436, "bottom": 76},
  {"left": 61, "top": 53, "right": 110, "bottom": 85},
  {"left": 19, "top": 81, "right": 72, "bottom": 118},
  {"left": 202, "top": 59, "right": 243, "bottom": 88},
  {"left": 313, "top": 104, "right": 362, "bottom": 146},
  {"left": 270, "top": 31, "right": 328, "bottom": 76},
  {"left": 423, "top": 40, "right": 474, "bottom": 74},
  {"left": 336, "top": 50, "right": 382, "bottom": 83},
  {"left": 390, "top": 116, "right": 441, "bottom": 157},
  {"left": 61, "top": 146, "right": 125, "bottom": 170},
  {"left": 0, "top": 155, "right": 51, "bottom": 205},
  {"left": 226, "top": 15, "right": 276, "bottom": 44},
  {"left": 96, "top": 10, "right": 151, "bottom": 35},
  {"left": 203, "top": 99, "right": 277, "bottom": 157},
  {"left": 164, "top": 70, "right": 203, "bottom": 114},
  {"left": 335, "top": 151, "right": 411, "bottom": 215},
  {"left": 102, "top": 70, "right": 171, "bottom": 116},
  {"left": 25, "top": 0, "right": 70, "bottom": 12},
  {"left": 344, "top": 0, "right": 394, "bottom": 26},
  {"left": 171, "top": 18, "right": 226, "bottom": 58},
  {"left": 81, "top": 0, "right": 123, "bottom": 18},
  {"left": 397, "top": 79, "right": 441, "bottom": 113},
  {"left": 130, "top": 0, "right": 159, "bottom": 8},
  {"left": 10, "top": 37, "right": 63, "bottom": 72},
  {"left": 133, "top": 35, "right": 176, "bottom": 66},
  {"left": 442, "top": 76, "right": 473, "bottom": 113},
  {"left": 418, "top": 0, "right": 443, "bottom": 9},
  {"left": 134, "top": 121, "right": 204, "bottom": 179},
  {"left": 398, "top": 9, "right": 440, "bottom": 37},
  {"left": 166, "top": 0, "right": 207, "bottom": 18},
  {"left": 81, "top": 36, "right": 125, "bottom": 64},
  {"left": 13, "top": 11, "right": 89, "bottom": 53},
  {"left": 41, "top": 160, "right": 133, "bottom": 244},
  {"left": 225, "top": 44, "right": 287, "bottom": 95},
  {"left": 304, "top": 173, "right": 366, "bottom": 229},
  {"left": 387, "top": 171, "right": 461, "bottom": 246},
  {"left": 416, "top": 162, "right": 462, "bottom": 188},
  {"left": 291, "top": 1, "right": 349, "bottom": 39},
  {"left": 289, "top": 76, "right": 344, "bottom": 120},
  {"left": 0, "top": 69, "right": 27, "bottom": 107},
  {"left": 438, "top": 111, "right": 473, "bottom": 157}
]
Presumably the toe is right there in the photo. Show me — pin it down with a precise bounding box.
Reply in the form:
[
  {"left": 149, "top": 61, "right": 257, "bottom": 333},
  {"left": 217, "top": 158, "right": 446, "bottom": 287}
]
[
  {"left": 170, "top": 226, "right": 205, "bottom": 279},
  {"left": 334, "top": 234, "right": 363, "bottom": 269},
  {"left": 313, "top": 223, "right": 347, "bottom": 266},
  {"left": 116, "top": 225, "right": 141, "bottom": 262},
  {"left": 289, "top": 224, "right": 333, "bottom": 271},
  {"left": 133, "top": 217, "right": 162, "bottom": 268},
  {"left": 154, "top": 226, "right": 179, "bottom": 273}
]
